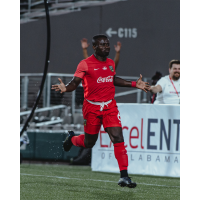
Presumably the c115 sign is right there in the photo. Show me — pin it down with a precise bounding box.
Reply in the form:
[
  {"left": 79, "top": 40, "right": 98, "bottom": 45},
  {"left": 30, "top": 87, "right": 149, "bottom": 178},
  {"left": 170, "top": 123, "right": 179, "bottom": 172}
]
[
  {"left": 106, "top": 27, "right": 137, "bottom": 38},
  {"left": 92, "top": 104, "right": 180, "bottom": 177}
]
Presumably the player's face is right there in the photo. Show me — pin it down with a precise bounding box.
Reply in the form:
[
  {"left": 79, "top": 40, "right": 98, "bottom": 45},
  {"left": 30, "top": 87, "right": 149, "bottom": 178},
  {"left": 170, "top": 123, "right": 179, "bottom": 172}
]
[
  {"left": 95, "top": 38, "right": 110, "bottom": 57},
  {"left": 169, "top": 64, "right": 180, "bottom": 80}
]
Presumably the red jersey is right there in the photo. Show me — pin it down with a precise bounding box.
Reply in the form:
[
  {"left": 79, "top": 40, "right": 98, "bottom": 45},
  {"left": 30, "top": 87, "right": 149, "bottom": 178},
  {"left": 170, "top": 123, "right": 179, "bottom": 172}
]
[{"left": 74, "top": 54, "right": 116, "bottom": 102}]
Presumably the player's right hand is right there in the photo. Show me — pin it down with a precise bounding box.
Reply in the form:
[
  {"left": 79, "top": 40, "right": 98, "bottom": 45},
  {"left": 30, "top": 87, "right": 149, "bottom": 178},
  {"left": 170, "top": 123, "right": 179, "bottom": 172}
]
[
  {"left": 81, "top": 38, "right": 90, "bottom": 49},
  {"left": 136, "top": 74, "right": 150, "bottom": 93},
  {"left": 51, "top": 78, "right": 67, "bottom": 93}
]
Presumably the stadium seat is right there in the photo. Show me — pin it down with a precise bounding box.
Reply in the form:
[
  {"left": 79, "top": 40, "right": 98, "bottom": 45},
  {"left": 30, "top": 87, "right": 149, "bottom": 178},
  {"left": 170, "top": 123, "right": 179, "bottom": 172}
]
[
  {"left": 52, "top": 124, "right": 62, "bottom": 130},
  {"left": 38, "top": 115, "right": 50, "bottom": 122},
  {"left": 49, "top": 109, "right": 60, "bottom": 118},
  {"left": 28, "top": 122, "right": 36, "bottom": 130},
  {"left": 37, "top": 110, "right": 49, "bottom": 118},
  {"left": 21, "top": 115, "right": 28, "bottom": 124},
  {"left": 60, "top": 106, "right": 70, "bottom": 118},
  {"left": 62, "top": 115, "right": 72, "bottom": 124},
  {"left": 73, "top": 113, "right": 84, "bottom": 124},
  {"left": 39, "top": 125, "right": 48, "bottom": 130},
  {"left": 63, "top": 124, "right": 75, "bottom": 131}
]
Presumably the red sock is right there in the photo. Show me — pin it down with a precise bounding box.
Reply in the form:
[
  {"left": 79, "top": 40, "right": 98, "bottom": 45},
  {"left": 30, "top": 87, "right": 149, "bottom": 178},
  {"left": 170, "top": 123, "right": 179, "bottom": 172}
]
[
  {"left": 114, "top": 142, "right": 128, "bottom": 171},
  {"left": 71, "top": 134, "right": 86, "bottom": 148}
]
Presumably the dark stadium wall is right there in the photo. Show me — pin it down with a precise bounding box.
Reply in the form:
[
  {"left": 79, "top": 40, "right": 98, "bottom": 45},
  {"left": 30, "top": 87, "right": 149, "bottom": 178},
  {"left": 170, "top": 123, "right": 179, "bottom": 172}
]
[{"left": 20, "top": 0, "right": 180, "bottom": 78}]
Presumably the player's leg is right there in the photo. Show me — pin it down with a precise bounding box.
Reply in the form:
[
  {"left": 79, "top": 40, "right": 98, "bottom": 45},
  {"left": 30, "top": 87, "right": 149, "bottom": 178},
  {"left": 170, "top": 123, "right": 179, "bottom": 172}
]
[
  {"left": 63, "top": 100, "right": 101, "bottom": 151},
  {"left": 103, "top": 100, "right": 136, "bottom": 188},
  {"left": 63, "top": 130, "right": 99, "bottom": 151},
  {"left": 105, "top": 127, "right": 127, "bottom": 176},
  {"left": 71, "top": 132, "right": 99, "bottom": 148},
  {"left": 69, "top": 113, "right": 101, "bottom": 148},
  {"left": 105, "top": 126, "right": 136, "bottom": 188}
]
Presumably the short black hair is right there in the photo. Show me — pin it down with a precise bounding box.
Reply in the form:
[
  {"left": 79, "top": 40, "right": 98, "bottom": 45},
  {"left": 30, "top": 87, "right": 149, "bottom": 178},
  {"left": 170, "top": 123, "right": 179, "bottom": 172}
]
[
  {"left": 169, "top": 59, "right": 180, "bottom": 69},
  {"left": 92, "top": 34, "right": 108, "bottom": 46}
]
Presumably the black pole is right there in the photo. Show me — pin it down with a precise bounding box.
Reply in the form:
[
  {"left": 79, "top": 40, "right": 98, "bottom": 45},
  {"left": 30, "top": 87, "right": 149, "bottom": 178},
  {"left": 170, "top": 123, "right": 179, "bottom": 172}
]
[{"left": 20, "top": 0, "right": 51, "bottom": 136}]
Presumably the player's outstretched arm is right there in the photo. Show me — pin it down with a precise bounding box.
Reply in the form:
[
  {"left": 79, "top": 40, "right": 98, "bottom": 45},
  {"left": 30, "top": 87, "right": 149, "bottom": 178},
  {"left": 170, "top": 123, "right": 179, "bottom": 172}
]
[
  {"left": 114, "top": 74, "right": 150, "bottom": 92},
  {"left": 81, "top": 38, "right": 89, "bottom": 59},
  {"left": 113, "top": 41, "right": 121, "bottom": 69},
  {"left": 51, "top": 77, "right": 82, "bottom": 93}
]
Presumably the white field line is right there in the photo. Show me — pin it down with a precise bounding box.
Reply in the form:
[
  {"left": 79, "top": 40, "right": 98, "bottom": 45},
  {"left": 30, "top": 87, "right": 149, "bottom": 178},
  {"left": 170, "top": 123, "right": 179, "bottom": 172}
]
[{"left": 20, "top": 173, "right": 179, "bottom": 188}]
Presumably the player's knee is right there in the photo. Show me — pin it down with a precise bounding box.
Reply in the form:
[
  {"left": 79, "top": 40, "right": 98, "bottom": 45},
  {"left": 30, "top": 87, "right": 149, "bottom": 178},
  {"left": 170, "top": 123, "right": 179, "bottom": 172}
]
[{"left": 112, "top": 135, "right": 124, "bottom": 144}]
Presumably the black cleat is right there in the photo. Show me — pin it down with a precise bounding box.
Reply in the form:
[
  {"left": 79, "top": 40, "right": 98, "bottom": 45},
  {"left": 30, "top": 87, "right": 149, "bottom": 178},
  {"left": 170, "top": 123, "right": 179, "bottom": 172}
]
[
  {"left": 118, "top": 177, "right": 137, "bottom": 188},
  {"left": 63, "top": 130, "right": 75, "bottom": 152}
]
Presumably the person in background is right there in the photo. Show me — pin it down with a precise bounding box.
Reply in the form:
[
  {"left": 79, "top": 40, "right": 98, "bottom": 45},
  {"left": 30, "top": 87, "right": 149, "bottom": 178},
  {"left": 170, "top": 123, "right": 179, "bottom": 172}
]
[
  {"left": 150, "top": 71, "right": 162, "bottom": 103},
  {"left": 150, "top": 60, "right": 180, "bottom": 104},
  {"left": 81, "top": 38, "right": 122, "bottom": 70}
]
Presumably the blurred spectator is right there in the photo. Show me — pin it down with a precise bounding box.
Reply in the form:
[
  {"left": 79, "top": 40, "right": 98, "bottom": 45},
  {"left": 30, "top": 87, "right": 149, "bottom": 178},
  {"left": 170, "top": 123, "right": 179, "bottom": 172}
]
[
  {"left": 81, "top": 38, "right": 122, "bottom": 69},
  {"left": 150, "top": 60, "right": 180, "bottom": 104},
  {"left": 150, "top": 71, "right": 162, "bottom": 103}
]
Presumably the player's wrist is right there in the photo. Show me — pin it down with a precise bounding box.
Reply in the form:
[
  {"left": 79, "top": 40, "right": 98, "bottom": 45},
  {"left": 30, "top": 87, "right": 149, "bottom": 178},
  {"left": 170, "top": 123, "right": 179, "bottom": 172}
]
[
  {"left": 64, "top": 85, "right": 68, "bottom": 92},
  {"left": 131, "top": 81, "right": 136, "bottom": 88}
]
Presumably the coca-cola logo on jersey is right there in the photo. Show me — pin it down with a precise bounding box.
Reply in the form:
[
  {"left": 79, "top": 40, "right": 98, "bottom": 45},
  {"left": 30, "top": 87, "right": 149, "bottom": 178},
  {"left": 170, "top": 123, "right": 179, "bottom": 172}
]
[{"left": 97, "top": 76, "right": 113, "bottom": 83}]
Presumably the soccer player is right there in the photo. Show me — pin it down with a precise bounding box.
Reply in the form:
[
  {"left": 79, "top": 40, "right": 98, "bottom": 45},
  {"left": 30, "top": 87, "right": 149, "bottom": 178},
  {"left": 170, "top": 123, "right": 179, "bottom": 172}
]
[{"left": 52, "top": 34, "right": 150, "bottom": 188}]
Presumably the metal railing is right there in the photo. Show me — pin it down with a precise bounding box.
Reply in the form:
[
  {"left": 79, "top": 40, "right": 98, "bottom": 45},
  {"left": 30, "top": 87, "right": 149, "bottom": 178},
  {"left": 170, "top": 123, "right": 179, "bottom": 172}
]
[
  {"left": 20, "top": 104, "right": 67, "bottom": 116},
  {"left": 20, "top": 0, "right": 126, "bottom": 23}
]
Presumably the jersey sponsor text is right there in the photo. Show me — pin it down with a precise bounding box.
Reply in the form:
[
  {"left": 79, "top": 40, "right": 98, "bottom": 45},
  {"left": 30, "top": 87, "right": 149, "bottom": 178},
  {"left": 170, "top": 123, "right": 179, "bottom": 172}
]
[{"left": 97, "top": 76, "right": 113, "bottom": 83}]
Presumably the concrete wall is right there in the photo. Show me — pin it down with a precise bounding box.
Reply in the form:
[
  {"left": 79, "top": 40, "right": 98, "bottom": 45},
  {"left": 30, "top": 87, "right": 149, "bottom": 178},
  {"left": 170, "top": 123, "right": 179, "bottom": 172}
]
[{"left": 20, "top": 0, "right": 180, "bottom": 78}]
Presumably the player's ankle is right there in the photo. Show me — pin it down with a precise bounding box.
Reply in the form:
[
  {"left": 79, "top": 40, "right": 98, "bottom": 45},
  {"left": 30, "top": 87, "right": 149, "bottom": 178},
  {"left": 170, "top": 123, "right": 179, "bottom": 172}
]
[{"left": 120, "top": 170, "right": 128, "bottom": 178}]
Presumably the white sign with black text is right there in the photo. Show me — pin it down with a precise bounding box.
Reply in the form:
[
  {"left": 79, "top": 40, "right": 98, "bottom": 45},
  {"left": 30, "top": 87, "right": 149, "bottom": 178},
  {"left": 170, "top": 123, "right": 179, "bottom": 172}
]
[{"left": 91, "top": 104, "right": 180, "bottom": 177}]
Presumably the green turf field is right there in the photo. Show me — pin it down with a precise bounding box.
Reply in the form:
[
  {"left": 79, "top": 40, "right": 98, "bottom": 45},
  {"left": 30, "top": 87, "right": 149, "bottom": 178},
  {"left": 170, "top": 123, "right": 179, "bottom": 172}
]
[{"left": 20, "top": 164, "right": 180, "bottom": 200}]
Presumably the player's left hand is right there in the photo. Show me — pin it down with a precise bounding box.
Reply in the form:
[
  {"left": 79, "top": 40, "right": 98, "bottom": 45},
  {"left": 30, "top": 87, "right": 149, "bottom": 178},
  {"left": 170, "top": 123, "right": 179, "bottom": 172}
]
[
  {"left": 114, "top": 41, "right": 121, "bottom": 53},
  {"left": 136, "top": 74, "right": 150, "bottom": 92},
  {"left": 51, "top": 78, "right": 67, "bottom": 93}
]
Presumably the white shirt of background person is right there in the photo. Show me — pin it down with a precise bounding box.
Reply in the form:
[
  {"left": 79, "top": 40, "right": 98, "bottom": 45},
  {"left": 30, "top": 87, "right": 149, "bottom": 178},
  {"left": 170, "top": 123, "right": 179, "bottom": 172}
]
[{"left": 150, "top": 60, "right": 180, "bottom": 104}]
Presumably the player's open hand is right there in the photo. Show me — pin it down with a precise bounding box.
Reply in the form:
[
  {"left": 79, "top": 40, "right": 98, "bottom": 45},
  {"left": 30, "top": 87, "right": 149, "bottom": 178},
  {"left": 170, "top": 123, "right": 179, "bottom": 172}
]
[
  {"left": 114, "top": 41, "right": 121, "bottom": 53},
  {"left": 51, "top": 78, "right": 67, "bottom": 93},
  {"left": 136, "top": 74, "right": 150, "bottom": 93},
  {"left": 81, "top": 38, "right": 90, "bottom": 49}
]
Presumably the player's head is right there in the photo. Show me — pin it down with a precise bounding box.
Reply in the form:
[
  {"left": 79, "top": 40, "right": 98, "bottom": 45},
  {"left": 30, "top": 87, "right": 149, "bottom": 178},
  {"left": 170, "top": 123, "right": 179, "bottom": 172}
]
[
  {"left": 92, "top": 34, "right": 110, "bottom": 57},
  {"left": 169, "top": 59, "right": 180, "bottom": 80},
  {"left": 151, "top": 71, "right": 162, "bottom": 85}
]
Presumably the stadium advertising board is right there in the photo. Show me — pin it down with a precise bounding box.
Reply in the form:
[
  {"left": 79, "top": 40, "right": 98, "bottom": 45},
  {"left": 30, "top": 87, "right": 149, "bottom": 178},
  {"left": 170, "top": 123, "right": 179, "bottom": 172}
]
[{"left": 92, "top": 104, "right": 180, "bottom": 177}]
